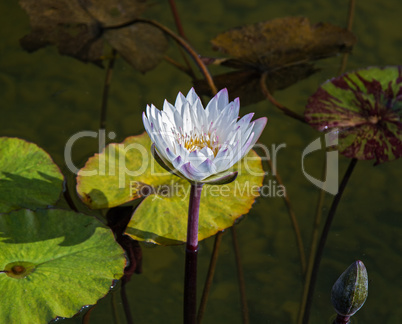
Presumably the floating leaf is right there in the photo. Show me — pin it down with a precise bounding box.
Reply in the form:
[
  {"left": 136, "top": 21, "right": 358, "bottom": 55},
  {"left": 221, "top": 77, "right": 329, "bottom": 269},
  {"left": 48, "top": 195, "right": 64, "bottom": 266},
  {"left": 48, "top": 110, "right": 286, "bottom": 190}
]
[
  {"left": 0, "top": 208, "right": 125, "bottom": 324},
  {"left": 195, "top": 17, "right": 356, "bottom": 106},
  {"left": 305, "top": 66, "right": 402, "bottom": 164},
  {"left": 211, "top": 17, "right": 356, "bottom": 69},
  {"left": 19, "top": 0, "right": 168, "bottom": 72},
  {"left": 104, "top": 23, "right": 169, "bottom": 73},
  {"left": 0, "top": 137, "right": 64, "bottom": 213},
  {"left": 79, "top": 0, "right": 146, "bottom": 27},
  {"left": 77, "top": 132, "right": 173, "bottom": 209},
  {"left": 77, "top": 132, "right": 265, "bottom": 245}
]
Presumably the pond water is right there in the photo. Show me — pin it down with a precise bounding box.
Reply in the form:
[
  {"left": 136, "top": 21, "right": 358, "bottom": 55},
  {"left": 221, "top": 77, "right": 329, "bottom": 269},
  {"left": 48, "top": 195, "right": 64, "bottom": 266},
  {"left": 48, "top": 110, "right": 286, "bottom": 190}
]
[{"left": 1, "top": 0, "right": 402, "bottom": 323}]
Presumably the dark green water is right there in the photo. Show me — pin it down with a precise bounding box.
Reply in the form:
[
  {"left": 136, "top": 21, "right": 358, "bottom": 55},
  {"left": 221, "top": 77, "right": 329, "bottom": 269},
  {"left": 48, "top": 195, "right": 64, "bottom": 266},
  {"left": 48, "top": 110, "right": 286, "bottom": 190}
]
[{"left": 1, "top": 0, "right": 402, "bottom": 323}]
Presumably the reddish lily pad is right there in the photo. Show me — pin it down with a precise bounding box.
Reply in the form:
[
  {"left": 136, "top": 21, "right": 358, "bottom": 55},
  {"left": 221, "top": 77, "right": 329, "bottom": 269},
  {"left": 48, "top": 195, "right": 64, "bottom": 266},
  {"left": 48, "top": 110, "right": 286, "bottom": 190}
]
[
  {"left": 77, "top": 132, "right": 265, "bottom": 245},
  {"left": 305, "top": 66, "right": 402, "bottom": 164}
]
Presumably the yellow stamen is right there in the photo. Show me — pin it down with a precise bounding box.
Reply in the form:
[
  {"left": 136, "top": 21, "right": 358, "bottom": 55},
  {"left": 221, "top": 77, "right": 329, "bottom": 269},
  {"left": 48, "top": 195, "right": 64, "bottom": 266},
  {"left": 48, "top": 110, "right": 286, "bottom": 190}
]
[{"left": 175, "top": 130, "right": 220, "bottom": 156}]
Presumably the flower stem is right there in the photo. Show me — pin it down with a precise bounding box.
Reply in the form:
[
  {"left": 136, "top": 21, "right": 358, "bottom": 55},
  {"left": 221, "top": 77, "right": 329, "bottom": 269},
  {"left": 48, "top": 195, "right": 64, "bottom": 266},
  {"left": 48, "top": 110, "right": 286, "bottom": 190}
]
[
  {"left": 184, "top": 183, "right": 204, "bottom": 324},
  {"left": 334, "top": 314, "right": 351, "bottom": 324},
  {"left": 302, "top": 158, "right": 358, "bottom": 324}
]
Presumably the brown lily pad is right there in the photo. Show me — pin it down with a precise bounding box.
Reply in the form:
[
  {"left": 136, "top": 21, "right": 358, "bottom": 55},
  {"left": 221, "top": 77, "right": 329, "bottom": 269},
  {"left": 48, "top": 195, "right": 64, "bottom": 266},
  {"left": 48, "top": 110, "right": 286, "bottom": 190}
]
[
  {"left": 19, "top": 0, "right": 168, "bottom": 72},
  {"left": 195, "top": 17, "right": 356, "bottom": 106},
  {"left": 211, "top": 16, "right": 356, "bottom": 69}
]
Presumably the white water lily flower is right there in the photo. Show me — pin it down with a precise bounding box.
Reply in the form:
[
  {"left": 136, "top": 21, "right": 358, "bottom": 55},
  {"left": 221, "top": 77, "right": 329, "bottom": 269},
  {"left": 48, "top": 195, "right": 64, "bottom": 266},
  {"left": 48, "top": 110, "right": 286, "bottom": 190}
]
[{"left": 143, "top": 88, "right": 267, "bottom": 183}]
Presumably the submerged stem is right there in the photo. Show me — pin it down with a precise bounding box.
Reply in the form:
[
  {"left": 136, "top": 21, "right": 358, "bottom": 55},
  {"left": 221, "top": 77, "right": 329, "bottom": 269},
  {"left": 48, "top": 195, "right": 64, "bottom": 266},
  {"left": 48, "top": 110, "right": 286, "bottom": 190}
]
[
  {"left": 338, "top": 0, "right": 356, "bottom": 75},
  {"left": 122, "top": 19, "right": 217, "bottom": 95},
  {"left": 184, "top": 183, "right": 204, "bottom": 324},
  {"left": 82, "top": 306, "right": 94, "bottom": 324},
  {"left": 302, "top": 158, "right": 358, "bottom": 324},
  {"left": 260, "top": 72, "right": 306, "bottom": 124},
  {"left": 100, "top": 49, "right": 117, "bottom": 130},
  {"left": 231, "top": 226, "right": 249, "bottom": 324},
  {"left": 168, "top": 0, "right": 186, "bottom": 39},
  {"left": 121, "top": 281, "right": 134, "bottom": 324},
  {"left": 197, "top": 231, "right": 224, "bottom": 324},
  {"left": 268, "top": 159, "right": 306, "bottom": 275},
  {"left": 297, "top": 154, "right": 327, "bottom": 324}
]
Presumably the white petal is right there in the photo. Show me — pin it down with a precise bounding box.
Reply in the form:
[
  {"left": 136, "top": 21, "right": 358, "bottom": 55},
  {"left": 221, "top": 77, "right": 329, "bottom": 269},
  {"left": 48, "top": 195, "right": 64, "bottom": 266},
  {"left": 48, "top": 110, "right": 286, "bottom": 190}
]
[
  {"left": 236, "top": 113, "right": 254, "bottom": 132},
  {"left": 147, "top": 104, "right": 159, "bottom": 121},
  {"left": 205, "top": 93, "right": 219, "bottom": 120},
  {"left": 194, "top": 98, "right": 206, "bottom": 128},
  {"left": 186, "top": 88, "right": 200, "bottom": 105},
  {"left": 173, "top": 108, "right": 184, "bottom": 132},
  {"left": 199, "top": 146, "right": 215, "bottom": 160},
  {"left": 241, "top": 117, "right": 268, "bottom": 153},
  {"left": 188, "top": 150, "right": 207, "bottom": 167},
  {"left": 153, "top": 133, "right": 171, "bottom": 161},
  {"left": 181, "top": 102, "right": 193, "bottom": 134},
  {"left": 216, "top": 88, "right": 229, "bottom": 112},
  {"left": 196, "top": 158, "right": 216, "bottom": 178},
  {"left": 162, "top": 100, "right": 176, "bottom": 121},
  {"left": 142, "top": 112, "right": 154, "bottom": 141},
  {"left": 175, "top": 92, "right": 187, "bottom": 114},
  {"left": 213, "top": 147, "right": 232, "bottom": 171}
]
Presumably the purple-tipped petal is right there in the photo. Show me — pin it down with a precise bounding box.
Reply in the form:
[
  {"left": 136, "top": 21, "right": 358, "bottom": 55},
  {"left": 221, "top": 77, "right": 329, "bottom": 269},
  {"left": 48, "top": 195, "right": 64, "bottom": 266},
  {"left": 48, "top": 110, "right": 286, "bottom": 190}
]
[
  {"left": 248, "top": 117, "right": 268, "bottom": 148},
  {"left": 196, "top": 158, "right": 217, "bottom": 178},
  {"left": 181, "top": 162, "right": 203, "bottom": 181}
]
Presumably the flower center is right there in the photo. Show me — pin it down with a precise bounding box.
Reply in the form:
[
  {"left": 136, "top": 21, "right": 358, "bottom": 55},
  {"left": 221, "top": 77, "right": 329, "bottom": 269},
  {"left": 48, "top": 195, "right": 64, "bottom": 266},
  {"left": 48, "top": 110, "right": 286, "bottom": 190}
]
[{"left": 176, "top": 130, "right": 220, "bottom": 156}]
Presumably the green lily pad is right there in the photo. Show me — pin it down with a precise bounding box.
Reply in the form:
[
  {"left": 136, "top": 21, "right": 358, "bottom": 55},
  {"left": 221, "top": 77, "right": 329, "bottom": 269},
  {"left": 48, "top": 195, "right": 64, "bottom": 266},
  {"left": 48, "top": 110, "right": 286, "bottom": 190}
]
[
  {"left": 126, "top": 150, "right": 264, "bottom": 245},
  {"left": 0, "top": 137, "right": 64, "bottom": 213},
  {"left": 305, "top": 66, "right": 402, "bottom": 164},
  {"left": 77, "top": 132, "right": 265, "bottom": 245},
  {"left": 77, "top": 132, "right": 173, "bottom": 209},
  {"left": 0, "top": 208, "right": 126, "bottom": 324}
]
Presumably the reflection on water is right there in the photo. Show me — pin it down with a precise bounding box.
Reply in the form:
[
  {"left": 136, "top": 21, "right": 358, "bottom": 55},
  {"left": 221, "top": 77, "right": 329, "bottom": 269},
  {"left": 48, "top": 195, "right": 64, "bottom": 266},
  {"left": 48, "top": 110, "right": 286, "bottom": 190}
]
[{"left": 1, "top": 0, "right": 402, "bottom": 323}]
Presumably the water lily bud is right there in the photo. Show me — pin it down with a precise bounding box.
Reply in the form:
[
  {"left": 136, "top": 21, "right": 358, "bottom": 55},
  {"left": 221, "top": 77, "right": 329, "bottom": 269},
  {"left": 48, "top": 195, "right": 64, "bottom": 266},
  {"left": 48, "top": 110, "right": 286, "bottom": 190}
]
[{"left": 331, "top": 260, "right": 368, "bottom": 317}]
